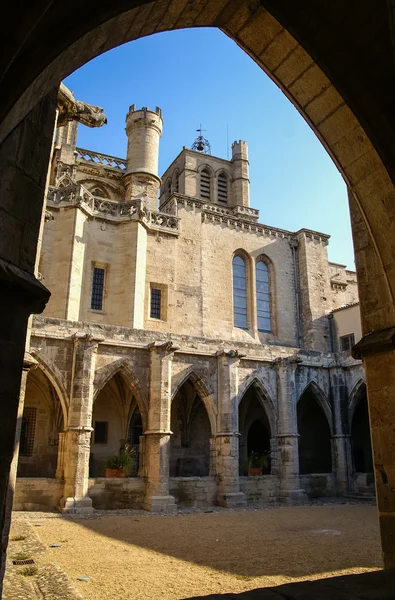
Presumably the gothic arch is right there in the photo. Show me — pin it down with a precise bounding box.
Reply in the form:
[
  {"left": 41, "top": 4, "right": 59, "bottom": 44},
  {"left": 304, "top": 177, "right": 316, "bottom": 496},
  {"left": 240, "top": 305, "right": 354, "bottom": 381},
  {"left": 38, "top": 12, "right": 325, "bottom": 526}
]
[
  {"left": 171, "top": 367, "right": 217, "bottom": 435},
  {"left": 93, "top": 359, "right": 148, "bottom": 430},
  {"left": 297, "top": 380, "right": 333, "bottom": 436},
  {"left": 29, "top": 349, "right": 68, "bottom": 425},
  {"left": 348, "top": 378, "right": 367, "bottom": 426},
  {"left": 237, "top": 376, "right": 275, "bottom": 434}
]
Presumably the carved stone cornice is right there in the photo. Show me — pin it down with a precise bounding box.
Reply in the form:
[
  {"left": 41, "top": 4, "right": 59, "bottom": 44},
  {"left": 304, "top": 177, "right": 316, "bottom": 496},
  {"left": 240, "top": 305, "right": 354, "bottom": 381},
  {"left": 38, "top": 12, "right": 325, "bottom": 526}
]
[{"left": 216, "top": 349, "right": 246, "bottom": 359}]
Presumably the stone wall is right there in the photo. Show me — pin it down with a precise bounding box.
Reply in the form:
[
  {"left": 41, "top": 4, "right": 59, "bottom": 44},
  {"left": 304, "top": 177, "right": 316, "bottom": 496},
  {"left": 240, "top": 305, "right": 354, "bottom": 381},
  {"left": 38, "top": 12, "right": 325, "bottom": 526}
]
[
  {"left": 169, "top": 477, "right": 217, "bottom": 508},
  {"left": 300, "top": 474, "right": 337, "bottom": 498},
  {"left": 87, "top": 477, "right": 145, "bottom": 509},
  {"left": 14, "top": 478, "right": 63, "bottom": 511},
  {"left": 240, "top": 475, "right": 278, "bottom": 503}
]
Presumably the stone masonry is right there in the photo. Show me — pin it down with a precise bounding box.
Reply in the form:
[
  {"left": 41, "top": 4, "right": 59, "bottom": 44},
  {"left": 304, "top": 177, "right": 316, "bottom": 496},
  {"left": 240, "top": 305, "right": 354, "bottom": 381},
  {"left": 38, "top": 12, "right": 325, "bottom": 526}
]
[{"left": 17, "top": 96, "right": 370, "bottom": 513}]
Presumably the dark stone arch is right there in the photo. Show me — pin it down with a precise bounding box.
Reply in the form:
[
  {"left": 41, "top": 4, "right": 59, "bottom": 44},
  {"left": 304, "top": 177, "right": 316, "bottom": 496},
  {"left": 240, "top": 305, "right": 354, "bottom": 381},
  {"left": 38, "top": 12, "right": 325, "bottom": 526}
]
[
  {"left": 170, "top": 378, "right": 211, "bottom": 477},
  {"left": 351, "top": 383, "right": 373, "bottom": 474},
  {"left": 18, "top": 367, "right": 63, "bottom": 478},
  {"left": 297, "top": 386, "right": 332, "bottom": 474},
  {"left": 238, "top": 383, "right": 272, "bottom": 475}
]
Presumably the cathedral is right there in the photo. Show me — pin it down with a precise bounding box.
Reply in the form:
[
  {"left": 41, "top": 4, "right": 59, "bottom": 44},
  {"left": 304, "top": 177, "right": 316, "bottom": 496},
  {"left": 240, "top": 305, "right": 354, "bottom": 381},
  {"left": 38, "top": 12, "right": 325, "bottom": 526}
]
[{"left": 14, "top": 93, "right": 372, "bottom": 513}]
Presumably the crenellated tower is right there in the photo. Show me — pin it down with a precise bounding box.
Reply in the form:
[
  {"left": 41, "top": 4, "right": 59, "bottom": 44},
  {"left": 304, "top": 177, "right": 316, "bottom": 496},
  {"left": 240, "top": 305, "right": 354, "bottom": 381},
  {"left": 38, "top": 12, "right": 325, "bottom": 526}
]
[{"left": 124, "top": 105, "right": 163, "bottom": 211}]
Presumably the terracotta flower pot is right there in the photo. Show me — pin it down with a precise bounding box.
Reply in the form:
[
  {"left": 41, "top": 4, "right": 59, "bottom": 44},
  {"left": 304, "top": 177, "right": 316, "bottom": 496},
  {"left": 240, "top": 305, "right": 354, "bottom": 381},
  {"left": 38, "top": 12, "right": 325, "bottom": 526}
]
[
  {"left": 248, "top": 467, "right": 262, "bottom": 476},
  {"left": 105, "top": 468, "right": 125, "bottom": 478}
]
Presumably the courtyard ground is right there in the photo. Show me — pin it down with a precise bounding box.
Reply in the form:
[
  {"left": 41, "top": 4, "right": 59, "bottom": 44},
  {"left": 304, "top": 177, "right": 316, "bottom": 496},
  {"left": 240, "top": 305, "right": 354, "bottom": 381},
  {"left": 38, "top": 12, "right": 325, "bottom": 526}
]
[{"left": 4, "top": 503, "right": 382, "bottom": 600}]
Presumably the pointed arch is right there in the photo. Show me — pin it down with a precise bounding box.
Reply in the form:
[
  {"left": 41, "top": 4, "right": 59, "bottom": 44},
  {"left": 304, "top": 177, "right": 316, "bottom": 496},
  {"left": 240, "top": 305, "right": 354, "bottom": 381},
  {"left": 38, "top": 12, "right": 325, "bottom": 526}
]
[
  {"left": 237, "top": 376, "right": 275, "bottom": 434},
  {"left": 94, "top": 359, "right": 148, "bottom": 430},
  {"left": 297, "top": 379, "right": 333, "bottom": 435},
  {"left": 348, "top": 378, "right": 367, "bottom": 425},
  {"left": 29, "top": 349, "right": 68, "bottom": 425},
  {"left": 171, "top": 367, "right": 217, "bottom": 435}
]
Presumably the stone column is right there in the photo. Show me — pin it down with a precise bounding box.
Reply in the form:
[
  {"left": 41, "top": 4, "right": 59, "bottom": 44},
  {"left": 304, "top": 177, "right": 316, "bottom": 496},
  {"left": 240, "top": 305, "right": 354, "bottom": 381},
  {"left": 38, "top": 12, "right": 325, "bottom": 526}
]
[
  {"left": 330, "top": 366, "right": 352, "bottom": 495},
  {"left": 143, "top": 341, "right": 178, "bottom": 514},
  {"left": 215, "top": 350, "right": 246, "bottom": 508},
  {"left": 0, "top": 89, "right": 56, "bottom": 587},
  {"left": 276, "top": 357, "right": 306, "bottom": 503},
  {"left": 60, "top": 332, "right": 103, "bottom": 514},
  {"left": 353, "top": 336, "right": 395, "bottom": 569}
]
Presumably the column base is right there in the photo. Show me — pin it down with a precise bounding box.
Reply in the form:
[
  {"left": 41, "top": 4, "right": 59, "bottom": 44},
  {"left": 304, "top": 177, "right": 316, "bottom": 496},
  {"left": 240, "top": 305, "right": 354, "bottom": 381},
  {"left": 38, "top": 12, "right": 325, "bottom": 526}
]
[
  {"left": 217, "top": 492, "right": 247, "bottom": 508},
  {"left": 277, "top": 489, "right": 307, "bottom": 505},
  {"left": 59, "top": 496, "right": 94, "bottom": 514},
  {"left": 143, "top": 495, "right": 177, "bottom": 514}
]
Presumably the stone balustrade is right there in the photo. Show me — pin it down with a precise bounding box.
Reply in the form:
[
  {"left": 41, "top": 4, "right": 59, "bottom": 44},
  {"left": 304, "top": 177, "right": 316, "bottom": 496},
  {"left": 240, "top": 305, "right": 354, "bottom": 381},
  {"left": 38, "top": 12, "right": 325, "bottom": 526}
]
[
  {"left": 76, "top": 147, "right": 126, "bottom": 171},
  {"left": 47, "top": 184, "right": 180, "bottom": 233}
]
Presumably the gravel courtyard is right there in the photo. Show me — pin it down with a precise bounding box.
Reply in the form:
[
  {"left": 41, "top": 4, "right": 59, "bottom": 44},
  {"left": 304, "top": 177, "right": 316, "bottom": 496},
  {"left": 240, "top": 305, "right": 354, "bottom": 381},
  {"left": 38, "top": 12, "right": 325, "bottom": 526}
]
[{"left": 11, "top": 504, "right": 382, "bottom": 600}]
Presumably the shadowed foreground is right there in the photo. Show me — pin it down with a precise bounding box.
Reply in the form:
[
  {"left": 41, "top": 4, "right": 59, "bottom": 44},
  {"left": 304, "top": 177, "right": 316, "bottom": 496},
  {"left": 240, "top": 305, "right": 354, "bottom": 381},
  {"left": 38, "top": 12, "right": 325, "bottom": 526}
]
[{"left": 24, "top": 504, "right": 381, "bottom": 600}]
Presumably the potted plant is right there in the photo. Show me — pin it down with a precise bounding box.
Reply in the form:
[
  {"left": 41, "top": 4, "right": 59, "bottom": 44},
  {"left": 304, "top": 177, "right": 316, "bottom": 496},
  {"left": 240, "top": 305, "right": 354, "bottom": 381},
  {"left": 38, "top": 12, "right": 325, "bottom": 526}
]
[
  {"left": 104, "top": 444, "right": 136, "bottom": 478},
  {"left": 247, "top": 451, "right": 270, "bottom": 476}
]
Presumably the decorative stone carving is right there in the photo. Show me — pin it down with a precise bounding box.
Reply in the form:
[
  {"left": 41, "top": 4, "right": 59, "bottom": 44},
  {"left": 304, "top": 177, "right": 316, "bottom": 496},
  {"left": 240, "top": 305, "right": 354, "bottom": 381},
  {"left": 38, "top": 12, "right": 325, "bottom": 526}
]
[{"left": 57, "top": 84, "right": 107, "bottom": 129}]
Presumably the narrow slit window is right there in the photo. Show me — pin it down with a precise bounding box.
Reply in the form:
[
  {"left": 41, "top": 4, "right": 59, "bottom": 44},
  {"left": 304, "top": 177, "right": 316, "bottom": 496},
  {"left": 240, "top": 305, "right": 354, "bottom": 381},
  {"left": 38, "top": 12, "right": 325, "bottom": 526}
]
[
  {"left": 20, "top": 407, "right": 37, "bottom": 457},
  {"left": 256, "top": 260, "right": 271, "bottom": 332},
  {"left": 91, "top": 267, "right": 105, "bottom": 310},
  {"left": 94, "top": 421, "right": 108, "bottom": 444},
  {"left": 200, "top": 168, "right": 211, "bottom": 200},
  {"left": 233, "top": 256, "right": 248, "bottom": 329},
  {"left": 217, "top": 173, "right": 228, "bottom": 204},
  {"left": 150, "top": 288, "right": 161, "bottom": 319},
  {"left": 174, "top": 171, "right": 179, "bottom": 193}
]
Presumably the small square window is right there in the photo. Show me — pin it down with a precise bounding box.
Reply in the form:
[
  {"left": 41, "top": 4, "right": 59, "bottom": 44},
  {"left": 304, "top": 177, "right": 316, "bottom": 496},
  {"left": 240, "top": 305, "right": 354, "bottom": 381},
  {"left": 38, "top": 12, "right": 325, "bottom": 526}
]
[
  {"left": 340, "top": 333, "right": 355, "bottom": 352},
  {"left": 150, "top": 288, "right": 161, "bottom": 319},
  {"left": 94, "top": 421, "right": 108, "bottom": 444}
]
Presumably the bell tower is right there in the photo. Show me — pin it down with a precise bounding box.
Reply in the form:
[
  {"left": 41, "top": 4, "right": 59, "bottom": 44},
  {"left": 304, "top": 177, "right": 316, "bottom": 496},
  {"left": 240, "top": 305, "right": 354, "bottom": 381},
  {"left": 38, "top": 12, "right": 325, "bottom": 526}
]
[{"left": 124, "top": 105, "right": 163, "bottom": 211}]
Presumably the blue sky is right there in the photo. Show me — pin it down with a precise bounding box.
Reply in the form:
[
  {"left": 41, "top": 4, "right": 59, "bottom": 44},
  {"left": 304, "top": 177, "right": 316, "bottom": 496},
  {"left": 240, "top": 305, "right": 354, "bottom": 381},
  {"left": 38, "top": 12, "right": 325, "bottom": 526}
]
[{"left": 64, "top": 27, "right": 354, "bottom": 269}]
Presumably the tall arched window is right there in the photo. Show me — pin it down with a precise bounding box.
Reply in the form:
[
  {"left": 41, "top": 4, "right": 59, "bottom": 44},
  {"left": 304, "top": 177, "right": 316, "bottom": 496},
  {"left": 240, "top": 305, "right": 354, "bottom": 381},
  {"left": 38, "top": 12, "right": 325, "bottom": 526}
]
[
  {"left": 233, "top": 256, "right": 248, "bottom": 329},
  {"left": 256, "top": 260, "right": 271, "bottom": 332},
  {"left": 217, "top": 173, "right": 228, "bottom": 204},
  {"left": 200, "top": 168, "right": 211, "bottom": 200}
]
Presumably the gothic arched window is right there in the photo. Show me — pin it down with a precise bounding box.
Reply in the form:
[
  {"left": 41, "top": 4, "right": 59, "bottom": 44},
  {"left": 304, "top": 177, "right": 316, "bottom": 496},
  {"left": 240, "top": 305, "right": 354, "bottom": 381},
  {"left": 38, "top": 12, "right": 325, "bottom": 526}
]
[
  {"left": 217, "top": 173, "right": 228, "bottom": 204},
  {"left": 233, "top": 255, "right": 248, "bottom": 329},
  {"left": 200, "top": 168, "right": 211, "bottom": 200},
  {"left": 256, "top": 260, "right": 271, "bottom": 332},
  {"left": 91, "top": 186, "right": 109, "bottom": 198}
]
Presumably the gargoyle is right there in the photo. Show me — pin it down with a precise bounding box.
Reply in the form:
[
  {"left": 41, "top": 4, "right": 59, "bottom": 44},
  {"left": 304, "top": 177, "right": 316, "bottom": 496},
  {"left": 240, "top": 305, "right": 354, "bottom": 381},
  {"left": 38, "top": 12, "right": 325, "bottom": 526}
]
[{"left": 57, "top": 83, "right": 107, "bottom": 128}]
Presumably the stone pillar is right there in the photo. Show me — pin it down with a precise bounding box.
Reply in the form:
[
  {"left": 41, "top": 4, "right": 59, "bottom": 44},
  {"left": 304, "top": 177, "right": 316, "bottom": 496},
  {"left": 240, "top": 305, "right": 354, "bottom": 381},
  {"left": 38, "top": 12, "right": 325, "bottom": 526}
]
[
  {"left": 353, "top": 337, "right": 395, "bottom": 569},
  {"left": 215, "top": 350, "right": 247, "bottom": 508},
  {"left": 60, "top": 332, "right": 103, "bottom": 514},
  {"left": 0, "top": 89, "right": 55, "bottom": 587},
  {"left": 330, "top": 366, "right": 352, "bottom": 495},
  {"left": 276, "top": 357, "right": 306, "bottom": 503},
  {"left": 143, "top": 341, "right": 178, "bottom": 513}
]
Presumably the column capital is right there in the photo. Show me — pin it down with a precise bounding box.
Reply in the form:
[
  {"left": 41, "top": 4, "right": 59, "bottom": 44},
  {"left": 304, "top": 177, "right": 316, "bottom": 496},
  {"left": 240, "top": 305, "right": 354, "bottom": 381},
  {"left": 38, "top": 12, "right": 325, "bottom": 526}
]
[
  {"left": 147, "top": 340, "right": 180, "bottom": 355},
  {"left": 72, "top": 331, "right": 105, "bottom": 344},
  {"left": 22, "top": 351, "right": 38, "bottom": 372},
  {"left": 0, "top": 258, "right": 50, "bottom": 314},
  {"left": 275, "top": 355, "right": 302, "bottom": 368},
  {"left": 352, "top": 326, "right": 395, "bottom": 359}
]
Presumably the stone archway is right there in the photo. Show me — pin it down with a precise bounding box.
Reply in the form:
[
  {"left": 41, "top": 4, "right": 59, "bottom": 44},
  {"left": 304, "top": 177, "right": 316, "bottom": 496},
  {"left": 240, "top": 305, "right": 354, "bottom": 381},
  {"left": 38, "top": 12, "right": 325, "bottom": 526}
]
[
  {"left": 297, "top": 384, "right": 332, "bottom": 475},
  {"left": 3, "top": 0, "right": 395, "bottom": 576},
  {"left": 17, "top": 367, "right": 64, "bottom": 478},
  {"left": 350, "top": 382, "right": 373, "bottom": 475},
  {"left": 238, "top": 382, "right": 272, "bottom": 476},
  {"left": 170, "top": 378, "right": 212, "bottom": 478}
]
